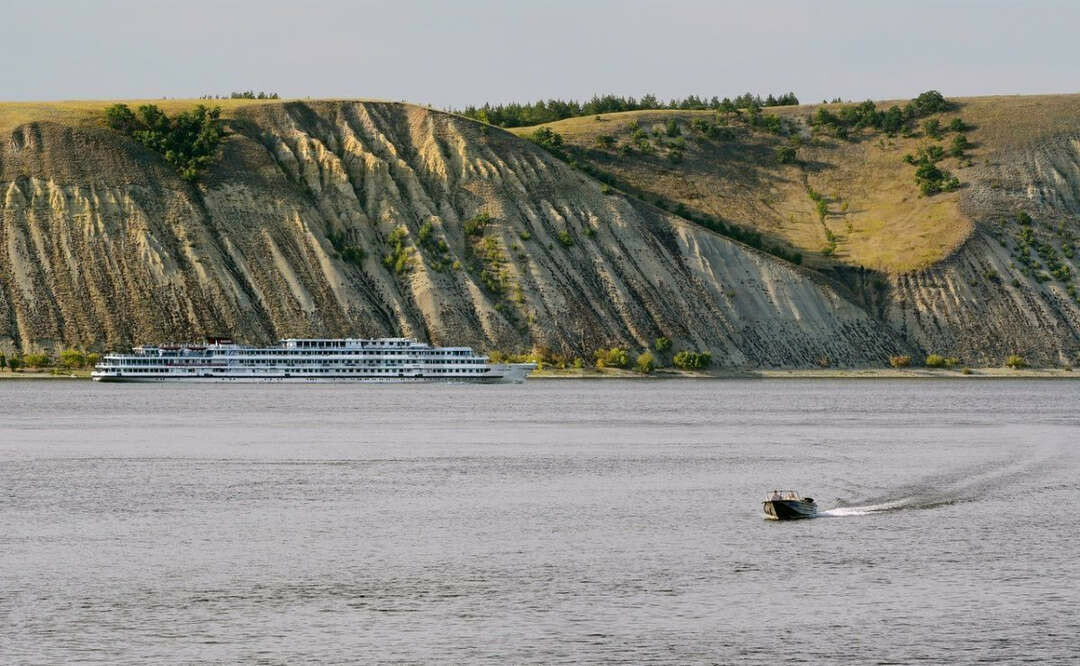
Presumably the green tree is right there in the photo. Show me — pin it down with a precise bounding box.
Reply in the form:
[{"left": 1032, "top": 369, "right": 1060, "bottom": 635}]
[
  {"left": 922, "top": 118, "right": 942, "bottom": 139},
  {"left": 58, "top": 348, "right": 86, "bottom": 370},
  {"left": 949, "top": 134, "right": 970, "bottom": 158},
  {"left": 634, "top": 351, "right": 656, "bottom": 374},
  {"left": 7, "top": 355, "right": 22, "bottom": 372},
  {"left": 925, "top": 353, "right": 946, "bottom": 368},
  {"left": 654, "top": 337, "right": 672, "bottom": 353},
  {"left": 104, "top": 103, "right": 223, "bottom": 181},
  {"left": 23, "top": 352, "right": 50, "bottom": 369},
  {"left": 1005, "top": 354, "right": 1027, "bottom": 369},
  {"left": 0, "top": 352, "right": 5, "bottom": 371},
  {"left": 949, "top": 117, "right": 968, "bottom": 133},
  {"left": 673, "top": 350, "right": 712, "bottom": 370},
  {"left": 594, "top": 134, "right": 616, "bottom": 149}
]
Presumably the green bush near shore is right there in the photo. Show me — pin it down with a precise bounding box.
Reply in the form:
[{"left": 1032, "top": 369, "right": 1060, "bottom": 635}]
[
  {"left": 673, "top": 350, "right": 712, "bottom": 370},
  {"left": 1005, "top": 354, "right": 1027, "bottom": 369}
]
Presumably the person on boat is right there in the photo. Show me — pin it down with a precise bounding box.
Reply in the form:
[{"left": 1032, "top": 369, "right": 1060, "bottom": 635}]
[{"left": 770, "top": 490, "right": 781, "bottom": 501}]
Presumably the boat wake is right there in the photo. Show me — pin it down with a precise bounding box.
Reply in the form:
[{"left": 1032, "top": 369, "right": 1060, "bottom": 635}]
[{"left": 816, "top": 454, "right": 1056, "bottom": 518}]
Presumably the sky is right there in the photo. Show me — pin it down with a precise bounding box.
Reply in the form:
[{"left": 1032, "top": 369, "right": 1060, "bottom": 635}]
[{"left": 2, "top": 0, "right": 1078, "bottom": 106}]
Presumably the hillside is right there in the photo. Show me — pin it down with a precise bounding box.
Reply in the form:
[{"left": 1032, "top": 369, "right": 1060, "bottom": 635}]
[
  {"left": 0, "top": 94, "right": 1078, "bottom": 367},
  {"left": 0, "top": 99, "right": 911, "bottom": 367},
  {"left": 510, "top": 94, "right": 1080, "bottom": 365}
]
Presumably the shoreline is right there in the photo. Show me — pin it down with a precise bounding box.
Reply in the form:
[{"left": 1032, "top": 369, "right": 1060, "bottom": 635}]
[
  {"left": 531, "top": 367, "right": 1079, "bottom": 379},
  {"left": 1, "top": 367, "right": 1075, "bottom": 381}
]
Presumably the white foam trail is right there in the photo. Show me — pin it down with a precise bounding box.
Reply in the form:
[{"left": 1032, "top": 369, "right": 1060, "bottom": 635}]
[{"left": 818, "top": 501, "right": 906, "bottom": 517}]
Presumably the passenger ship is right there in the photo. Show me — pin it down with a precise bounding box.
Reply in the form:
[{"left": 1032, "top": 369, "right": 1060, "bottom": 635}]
[{"left": 92, "top": 337, "right": 536, "bottom": 383}]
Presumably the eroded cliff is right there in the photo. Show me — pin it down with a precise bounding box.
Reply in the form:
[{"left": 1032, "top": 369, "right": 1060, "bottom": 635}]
[{"left": 0, "top": 101, "right": 909, "bottom": 366}]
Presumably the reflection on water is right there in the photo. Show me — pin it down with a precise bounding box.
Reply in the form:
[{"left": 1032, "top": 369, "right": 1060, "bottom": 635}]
[{"left": 1, "top": 379, "right": 1078, "bottom": 663}]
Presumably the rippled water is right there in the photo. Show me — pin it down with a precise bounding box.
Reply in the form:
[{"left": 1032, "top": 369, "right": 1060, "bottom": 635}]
[{"left": 1, "top": 379, "right": 1078, "bottom": 663}]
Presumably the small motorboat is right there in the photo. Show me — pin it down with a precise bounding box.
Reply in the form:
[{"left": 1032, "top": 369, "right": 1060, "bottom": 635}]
[{"left": 762, "top": 490, "right": 817, "bottom": 520}]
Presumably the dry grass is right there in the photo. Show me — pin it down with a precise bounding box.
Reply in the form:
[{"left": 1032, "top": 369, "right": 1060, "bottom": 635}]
[
  {"left": 0, "top": 98, "right": 293, "bottom": 135},
  {"left": 506, "top": 94, "right": 1080, "bottom": 274}
]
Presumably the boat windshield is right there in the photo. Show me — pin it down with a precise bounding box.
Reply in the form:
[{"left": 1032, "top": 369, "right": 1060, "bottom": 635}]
[{"left": 764, "top": 490, "right": 801, "bottom": 501}]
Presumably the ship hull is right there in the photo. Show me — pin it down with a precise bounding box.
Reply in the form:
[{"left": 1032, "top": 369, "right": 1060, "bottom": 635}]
[
  {"left": 762, "top": 499, "right": 818, "bottom": 520},
  {"left": 92, "top": 374, "right": 523, "bottom": 384}
]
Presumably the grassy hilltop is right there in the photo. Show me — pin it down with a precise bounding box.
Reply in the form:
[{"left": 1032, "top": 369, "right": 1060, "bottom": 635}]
[{"left": 507, "top": 94, "right": 1080, "bottom": 274}]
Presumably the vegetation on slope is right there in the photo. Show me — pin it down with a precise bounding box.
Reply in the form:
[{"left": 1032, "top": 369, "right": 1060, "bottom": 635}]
[
  {"left": 104, "top": 103, "right": 223, "bottom": 181},
  {"left": 510, "top": 90, "right": 984, "bottom": 273},
  {"left": 455, "top": 91, "right": 798, "bottom": 128}
]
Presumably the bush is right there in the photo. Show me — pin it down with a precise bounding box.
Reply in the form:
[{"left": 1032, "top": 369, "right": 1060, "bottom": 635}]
[
  {"left": 58, "top": 349, "right": 87, "bottom": 370},
  {"left": 925, "top": 353, "right": 946, "bottom": 368},
  {"left": 654, "top": 337, "right": 672, "bottom": 353},
  {"left": 673, "top": 350, "right": 712, "bottom": 370},
  {"left": 774, "top": 145, "right": 798, "bottom": 164},
  {"left": 556, "top": 231, "right": 574, "bottom": 247},
  {"left": 528, "top": 127, "right": 564, "bottom": 150},
  {"left": 23, "top": 353, "right": 50, "bottom": 369},
  {"left": 594, "top": 347, "right": 629, "bottom": 369},
  {"left": 889, "top": 355, "right": 911, "bottom": 368},
  {"left": 6, "top": 355, "right": 22, "bottom": 372},
  {"left": 922, "top": 118, "right": 942, "bottom": 139},
  {"left": 949, "top": 117, "right": 968, "bottom": 133},
  {"left": 594, "top": 134, "right": 616, "bottom": 149},
  {"left": 1015, "top": 211, "right": 1033, "bottom": 226},
  {"left": 949, "top": 134, "right": 970, "bottom": 158},
  {"left": 463, "top": 212, "right": 491, "bottom": 237},
  {"left": 104, "top": 103, "right": 223, "bottom": 181},
  {"left": 1005, "top": 354, "right": 1027, "bottom": 369},
  {"left": 634, "top": 351, "right": 656, "bottom": 374}
]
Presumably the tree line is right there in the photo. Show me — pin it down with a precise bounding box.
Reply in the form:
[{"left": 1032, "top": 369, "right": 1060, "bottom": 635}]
[{"left": 455, "top": 92, "right": 799, "bottom": 128}]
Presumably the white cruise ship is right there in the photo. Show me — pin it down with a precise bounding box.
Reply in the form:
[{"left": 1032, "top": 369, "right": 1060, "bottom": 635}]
[{"left": 92, "top": 337, "right": 535, "bottom": 383}]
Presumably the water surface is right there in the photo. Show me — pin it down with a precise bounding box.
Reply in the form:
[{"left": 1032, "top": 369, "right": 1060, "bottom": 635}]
[{"left": 1, "top": 379, "right": 1077, "bottom": 663}]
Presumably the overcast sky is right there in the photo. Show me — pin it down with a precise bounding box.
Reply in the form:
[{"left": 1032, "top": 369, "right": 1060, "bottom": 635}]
[{"left": 2, "top": 0, "right": 1077, "bottom": 106}]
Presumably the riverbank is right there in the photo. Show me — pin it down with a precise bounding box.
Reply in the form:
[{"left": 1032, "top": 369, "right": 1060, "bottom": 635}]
[
  {"left": 1, "top": 367, "right": 1075, "bottom": 381},
  {"left": 0, "top": 369, "right": 92, "bottom": 379},
  {"left": 531, "top": 366, "right": 1079, "bottom": 379}
]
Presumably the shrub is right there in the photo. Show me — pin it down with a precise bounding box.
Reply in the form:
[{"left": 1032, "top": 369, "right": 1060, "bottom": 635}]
[
  {"left": 949, "top": 117, "right": 968, "bottom": 133},
  {"left": 23, "top": 352, "right": 50, "bottom": 368},
  {"left": 86, "top": 353, "right": 101, "bottom": 367},
  {"left": 557, "top": 230, "right": 574, "bottom": 247},
  {"left": 774, "top": 145, "right": 797, "bottom": 164},
  {"left": 104, "top": 103, "right": 223, "bottom": 181},
  {"left": 463, "top": 212, "right": 491, "bottom": 236},
  {"left": 572, "top": 358, "right": 584, "bottom": 369},
  {"left": 6, "top": 355, "right": 22, "bottom": 372},
  {"left": 634, "top": 351, "right": 656, "bottom": 374},
  {"left": 1005, "top": 355, "right": 1027, "bottom": 369},
  {"left": 382, "top": 226, "right": 413, "bottom": 275},
  {"left": 949, "top": 134, "right": 970, "bottom": 158},
  {"left": 594, "top": 134, "right": 616, "bottom": 149},
  {"left": 889, "top": 355, "right": 912, "bottom": 368},
  {"left": 594, "top": 347, "right": 629, "bottom": 369},
  {"left": 664, "top": 119, "right": 680, "bottom": 137},
  {"left": 925, "top": 353, "right": 946, "bottom": 368},
  {"left": 673, "top": 350, "right": 712, "bottom": 370},
  {"left": 654, "top": 337, "right": 672, "bottom": 353},
  {"left": 528, "top": 127, "right": 564, "bottom": 150},
  {"left": 922, "top": 118, "right": 942, "bottom": 139},
  {"left": 58, "top": 349, "right": 87, "bottom": 370},
  {"left": 1015, "top": 211, "right": 1033, "bottom": 226}
]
